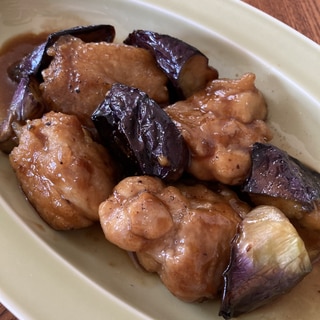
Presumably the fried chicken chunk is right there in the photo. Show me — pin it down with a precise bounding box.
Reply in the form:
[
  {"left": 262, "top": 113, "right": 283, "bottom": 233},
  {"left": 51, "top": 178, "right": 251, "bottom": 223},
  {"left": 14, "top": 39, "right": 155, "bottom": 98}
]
[
  {"left": 99, "top": 176, "right": 250, "bottom": 302},
  {"left": 9, "top": 111, "right": 117, "bottom": 230},
  {"left": 164, "top": 73, "right": 272, "bottom": 185},
  {"left": 40, "top": 35, "right": 169, "bottom": 128}
]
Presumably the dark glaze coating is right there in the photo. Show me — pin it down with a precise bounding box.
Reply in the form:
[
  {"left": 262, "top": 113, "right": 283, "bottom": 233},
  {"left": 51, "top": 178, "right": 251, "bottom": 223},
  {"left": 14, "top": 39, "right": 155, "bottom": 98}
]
[{"left": 92, "top": 83, "right": 190, "bottom": 181}]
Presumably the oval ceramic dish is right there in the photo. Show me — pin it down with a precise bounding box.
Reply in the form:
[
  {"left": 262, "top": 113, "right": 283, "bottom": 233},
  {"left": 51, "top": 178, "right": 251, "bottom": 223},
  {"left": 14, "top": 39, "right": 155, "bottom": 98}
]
[{"left": 0, "top": 0, "right": 320, "bottom": 319}]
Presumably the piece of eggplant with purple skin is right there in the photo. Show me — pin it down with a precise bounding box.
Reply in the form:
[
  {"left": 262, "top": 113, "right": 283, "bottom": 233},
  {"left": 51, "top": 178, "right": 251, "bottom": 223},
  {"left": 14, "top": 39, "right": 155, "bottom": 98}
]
[
  {"left": 123, "top": 29, "right": 218, "bottom": 101},
  {"left": 219, "top": 205, "right": 312, "bottom": 319},
  {"left": 242, "top": 143, "right": 320, "bottom": 225},
  {"left": 0, "top": 76, "right": 46, "bottom": 152},
  {"left": 1, "top": 25, "right": 116, "bottom": 153},
  {"left": 91, "top": 83, "right": 190, "bottom": 181},
  {"left": 8, "top": 24, "right": 116, "bottom": 82}
]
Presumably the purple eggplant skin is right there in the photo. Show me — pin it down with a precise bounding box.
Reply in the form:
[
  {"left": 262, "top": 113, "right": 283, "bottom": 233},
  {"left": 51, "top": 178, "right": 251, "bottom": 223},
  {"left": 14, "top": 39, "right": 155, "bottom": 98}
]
[
  {"left": 123, "top": 30, "right": 218, "bottom": 101},
  {"left": 242, "top": 142, "right": 320, "bottom": 218},
  {"left": 7, "top": 43, "right": 46, "bottom": 83},
  {"left": 219, "top": 205, "right": 312, "bottom": 319},
  {"left": 0, "top": 76, "right": 47, "bottom": 152},
  {"left": 91, "top": 83, "right": 190, "bottom": 181},
  {"left": 8, "top": 24, "right": 116, "bottom": 83}
]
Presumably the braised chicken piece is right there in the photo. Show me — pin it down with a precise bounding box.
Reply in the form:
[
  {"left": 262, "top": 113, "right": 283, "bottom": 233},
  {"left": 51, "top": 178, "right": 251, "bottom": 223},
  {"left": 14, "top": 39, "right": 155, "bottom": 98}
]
[
  {"left": 164, "top": 73, "right": 272, "bottom": 185},
  {"left": 40, "top": 35, "right": 169, "bottom": 128},
  {"left": 99, "top": 176, "right": 250, "bottom": 302},
  {"left": 9, "top": 111, "right": 118, "bottom": 230}
]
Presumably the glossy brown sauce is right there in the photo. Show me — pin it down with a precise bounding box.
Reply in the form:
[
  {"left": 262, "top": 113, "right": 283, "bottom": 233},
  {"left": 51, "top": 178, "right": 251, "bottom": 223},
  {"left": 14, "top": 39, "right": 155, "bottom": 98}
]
[{"left": 0, "top": 32, "right": 48, "bottom": 122}]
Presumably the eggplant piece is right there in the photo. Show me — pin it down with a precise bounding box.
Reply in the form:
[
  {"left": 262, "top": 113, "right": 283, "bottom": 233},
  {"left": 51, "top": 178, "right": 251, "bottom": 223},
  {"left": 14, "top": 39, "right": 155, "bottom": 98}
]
[
  {"left": 92, "top": 83, "right": 190, "bottom": 181},
  {"left": 219, "top": 205, "right": 312, "bottom": 319},
  {"left": 1, "top": 25, "right": 115, "bottom": 153},
  {"left": 242, "top": 143, "right": 320, "bottom": 226},
  {"left": 7, "top": 42, "right": 46, "bottom": 83},
  {"left": 124, "top": 29, "right": 218, "bottom": 101},
  {"left": 0, "top": 76, "right": 47, "bottom": 152},
  {"left": 0, "top": 78, "right": 32, "bottom": 151},
  {"left": 8, "top": 24, "right": 116, "bottom": 82}
]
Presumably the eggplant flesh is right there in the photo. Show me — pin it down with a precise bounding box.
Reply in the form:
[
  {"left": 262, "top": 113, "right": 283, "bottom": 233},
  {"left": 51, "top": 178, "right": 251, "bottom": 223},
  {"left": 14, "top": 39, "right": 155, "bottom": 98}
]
[
  {"left": 124, "top": 29, "right": 218, "bottom": 101},
  {"left": 1, "top": 25, "right": 115, "bottom": 152},
  {"left": 219, "top": 205, "right": 312, "bottom": 319},
  {"left": 242, "top": 143, "right": 320, "bottom": 221},
  {"left": 91, "top": 83, "right": 190, "bottom": 181}
]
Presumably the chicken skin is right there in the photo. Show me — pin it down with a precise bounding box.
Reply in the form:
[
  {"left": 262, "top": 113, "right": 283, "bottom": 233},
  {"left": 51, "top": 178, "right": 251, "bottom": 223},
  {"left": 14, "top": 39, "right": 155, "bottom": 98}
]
[
  {"left": 9, "top": 111, "right": 118, "bottom": 230},
  {"left": 164, "top": 73, "right": 272, "bottom": 185},
  {"left": 40, "top": 35, "right": 169, "bottom": 129},
  {"left": 99, "top": 176, "right": 250, "bottom": 302}
]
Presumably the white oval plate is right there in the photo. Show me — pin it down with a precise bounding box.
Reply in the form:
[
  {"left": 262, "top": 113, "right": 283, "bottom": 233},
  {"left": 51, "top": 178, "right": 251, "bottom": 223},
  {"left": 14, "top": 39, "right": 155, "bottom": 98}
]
[{"left": 1, "top": 0, "right": 320, "bottom": 319}]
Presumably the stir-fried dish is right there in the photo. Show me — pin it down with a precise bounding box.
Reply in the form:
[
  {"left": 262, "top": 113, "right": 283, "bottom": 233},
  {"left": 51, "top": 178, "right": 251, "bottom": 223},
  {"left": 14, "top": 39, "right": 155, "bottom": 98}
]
[{"left": 1, "top": 25, "right": 320, "bottom": 319}]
